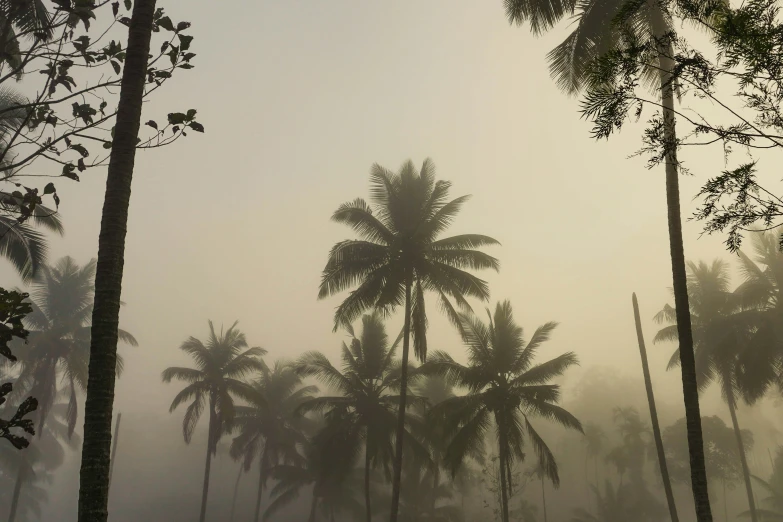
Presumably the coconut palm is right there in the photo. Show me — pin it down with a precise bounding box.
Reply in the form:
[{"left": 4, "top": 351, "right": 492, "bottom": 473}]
[
  {"left": 743, "top": 447, "right": 783, "bottom": 520},
  {"left": 0, "top": 0, "right": 53, "bottom": 71},
  {"left": 655, "top": 259, "right": 758, "bottom": 520},
  {"left": 426, "top": 300, "right": 583, "bottom": 522},
  {"left": 162, "top": 320, "right": 265, "bottom": 522},
  {"left": 504, "top": 0, "right": 712, "bottom": 516},
  {"left": 318, "top": 158, "right": 499, "bottom": 522},
  {"left": 377, "top": 461, "right": 463, "bottom": 522},
  {"left": 582, "top": 423, "right": 607, "bottom": 489},
  {"left": 77, "top": 3, "right": 159, "bottom": 520},
  {"left": 296, "top": 312, "right": 431, "bottom": 522},
  {"left": 10, "top": 256, "right": 136, "bottom": 437},
  {"left": 230, "top": 361, "right": 317, "bottom": 522},
  {"left": 264, "top": 439, "right": 364, "bottom": 522}
]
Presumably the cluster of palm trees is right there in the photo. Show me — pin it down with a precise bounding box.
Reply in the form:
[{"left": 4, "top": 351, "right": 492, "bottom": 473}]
[
  {"left": 161, "top": 160, "right": 583, "bottom": 522},
  {"left": 0, "top": 256, "right": 136, "bottom": 521}
]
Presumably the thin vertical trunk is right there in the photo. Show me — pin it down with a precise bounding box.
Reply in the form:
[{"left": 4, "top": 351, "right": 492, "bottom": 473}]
[
  {"left": 229, "top": 465, "right": 242, "bottom": 522},
  {"left": 77, "top": 1, "right": 156, "bottom": 521},
  {"left": 497, "top": 416, "right": 510, "bottom": 522},
  {"left": 365, "top": 447, "right": 372, "bottom": 522},
  {"left": 541, "top": 475, "right": 547, "bottom": 522},
  {"left": 253, "top": 460, "right": 264, "bottom": 522},
  {"left": 727, "top": 394, "right": 757, "bottom": 522},
  {"left": 722, "top": 478, "right": 728, "bottom": 522},
  {"left": 108, "top": 412, "right": 122, "bottom": 495},
  {"left": 8, "top": 465, "right": 23, "bottom": 522},
  {"left": 633, "top": 293, "right": 680, "bottom": 522},
  {"left": 199, "top": 396, "right": 216, "bottom": 522},
  {"left": 308, "top": 492, "right": 318, "bottom": 522},
  {"left": 655, "top": 18, "right": 713, "bottom": 522},
  {"left": 389, "top": 277, "right": 413, "bottom": 522}
]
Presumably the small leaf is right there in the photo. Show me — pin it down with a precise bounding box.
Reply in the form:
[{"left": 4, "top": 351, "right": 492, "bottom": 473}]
[
  {"left": 186, "top": 109, "right": 197, "bottom": 120},
  {"left": 103, "top": 141, "right": 113, "bottom": 149},
  {"left": 189, "top": 122, "right": 204, "bottom": 133},
  {"left": 77, "top": 158, "right": 86, "bottom": 172},
  {"left": 111, "top": 60, "right": 121, "bottom": 75},
  {"left": 182, "top": 52, "right": 196, "bottom": 62},
  {"left": 146, "top": 120, "right": 158, "bottom": 130},
  {"left": 43, "top": 183, "right": 55, "bottom": 195},
  {"left": 178, "top": 34, "right": 193, "bottom": 51},
  {"left": 71, "top": 144, "right": 89, "bottom": 157},
  {"left": 118, "top": 17, "right": 131, "bottom": 27},
  {"left": 176, "top": 21, "right": 191, "bottom": 32},
  {"left": 62, "top": 164, "right": 79, "bottom": 181},
  {"left": 124, "top": 0, "right": 131, "bottom": 10},
  {"left": 167, "top": 112, "right": 186, "bottom": 125},
  {"left": 161, "top": 41, "right": 169, "bottom": 53},
  {"left": 112, "top": 1, "right": 119, "bottom": 17},
  {"left": 178, "top": 64, "right": 194, "bottom": 70}
]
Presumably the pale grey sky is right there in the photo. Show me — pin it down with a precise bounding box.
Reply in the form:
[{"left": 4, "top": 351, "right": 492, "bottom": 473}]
[{"left": 6, "top": 1, "right": 780, "bottom": 520}]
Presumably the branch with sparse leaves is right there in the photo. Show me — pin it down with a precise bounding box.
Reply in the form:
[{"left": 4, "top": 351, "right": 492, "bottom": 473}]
[
  {"left": 577, "top": 0, "right": 783, "bottom": 251},
  {"left": 0, "top": 0, "right": 203, "bottom": 236},
  {"left": 0, "top": 287, "right": 37, "bottom": 449}
]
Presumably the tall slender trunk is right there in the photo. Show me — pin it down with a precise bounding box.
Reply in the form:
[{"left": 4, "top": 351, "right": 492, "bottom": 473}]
[
  {"left": 108, "top": 412, "right": 122, "bottom": 496},
  {"left": 200, "top": 396, "right": 216, "bottom": 522},
  {"left": 365, "top": 447, "right": 372, "bottom": 522},
  {"left": 8, "top": 464, "right": 24, "bottom": 522},
  {"left": 77, "top": 1, "right": 156, "bottom": 521},
  {"left": 727, "top": 393, "right": 758, "bottom": 522},
  {"left": 389, "top": 277, "right": 413, "bottom": 522},
  {"left": 253, "top": 461, "right": 264, "bottom": 522},
  {"left": 308, "top": 492, "right": 318, "bottom": 522},
  {"left": 633, "top": 293, "right": 680, "bottom": 522},
  {"left": 229, "top": 466, "right": 242, "bottom": 522},
  {"left": 541, "top": 475, "right": 547, "bottom": 522},
  {"left": 722, "top": 478, "right": 728, "bottom": 522},
  {"left": 497, "top": 416, "right": 510, "bottom": 522},
  {"left": 655, "top": 17, "right": 713, "bottom": 522}
]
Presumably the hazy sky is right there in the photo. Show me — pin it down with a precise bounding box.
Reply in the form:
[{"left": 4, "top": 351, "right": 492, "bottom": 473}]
[{"left": 5, "top": 1, "right": 777, "bottom": 519}]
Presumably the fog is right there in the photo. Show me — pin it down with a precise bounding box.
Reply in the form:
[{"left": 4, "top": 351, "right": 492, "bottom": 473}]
[{"left": 1, "top": 1, "right": 782, "bottom": 522}]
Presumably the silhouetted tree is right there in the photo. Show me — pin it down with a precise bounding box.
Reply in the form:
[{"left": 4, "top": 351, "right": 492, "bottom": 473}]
[
  {"left": 744, "top": 447, "right": 783, "bottom": 521},
  {"left": 504, "top": 0, "right": 713, "bottom": 515},
  {"left": 296, "top": 313, "right": 431, "bottom": 522},
  {"left": 12, "top": 257, "right": 136, "bottom": 437},
  {"left": 162, "top": 320, "right": 265, "bottom": 522},
  {"left": 571, "top": 481, "right": 636, "bottom": 522},
  {"left": 427, "top": 301, "right": 582, "bottom": 522},
  {"left": 231, "top": 361, "right": 317, "bottom": 522},
  {"left": 318, "top": 158, "right": 499, "bottom": 522},
  {"left": 655, "top": 260, "right": 758, "bottom": 520}
]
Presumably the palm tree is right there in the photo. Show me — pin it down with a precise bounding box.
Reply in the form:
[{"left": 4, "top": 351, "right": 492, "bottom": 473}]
[
  {"left": 655, "top": 260, "right": 758, "bottom": 521},
  {"left": 230, "top": 361, "right": 317, "bottom": 522},
  {"left": 77, "top": 1, "right": 158, "bottom": 520},
  {"left": 427, "top": 300, "right": 583, "bottom": 522},
  {"left": 743, "top": 447, "right": 783, "bottom": 521},
  {"left": 504, "top": 0, "right": 712, "bottom": 517},
  {"left": 0, "top": 0, "right": 54, "bottom": 70},
  {"left": 377, "top": 461, "right": 464, "bottom": 522},
  {"left": 318, "top": 158, "right": 499, "bottom": 522},
  {"left": 633, "top": 292, "right": 679, "bottom": 522},
  {"left": 162, "top": 320, "right": 265, "bottom": 522},
  {"left": 264, "top": 440, "right": 364, "bottom": 522},
  {"left": 11, "top": 256, "right": 136, "bottom": 437},
  {"left": 296, "top": 313, "right": 431, "bottom": 522}
]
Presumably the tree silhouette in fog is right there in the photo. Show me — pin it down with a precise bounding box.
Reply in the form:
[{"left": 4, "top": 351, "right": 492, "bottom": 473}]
[
  {"left": 230, "top": 361, "right": 317, "bottom": 522},
  {"left": 12, "top": 257, "right": 136, "bottom": 437},
  {"left": 571, "top": 481, "right": 635, "bottom": 522},
  {"left": 745, "top": 447, "right": 783, "bottom": 521},
  {"left": 655, "top": 260, "right": 758, "bottom": 519},
  {"left": 264, "top": 438, "right": 364, "bottom": 522},
  {"left": 582, "top": 423, "right": 607, "bottom": 490},
  {"left": 162, "top": 320, "right": 265, "bottom": 522},
  {"left": 426, "top": 300, "right": 582, "bottom": 522},
  {"left": 296, "top": 312, "right": 431, "bottom": 522},
  {"left": 504, "top": 0, "right": 712, "bottom": 516},
  {"left": 318, "top": 158, "right": 499, "bottom": 522}
]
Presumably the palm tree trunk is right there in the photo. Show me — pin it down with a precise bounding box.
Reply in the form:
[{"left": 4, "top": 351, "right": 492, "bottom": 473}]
[
  {"left": 229, "top": 465, "right": 242, "bottom": 522},
  {"left": 722, "top": 477, "right": 727, "bottom": 522},
  {"left": 200, "top": 397, "right": 216, "bottom": 522},
  {"left": 365, "top": 447, "right": 372, "bottom": 522},
  {"left": 76, "top": 1, "right": 157, "bottom": 521},
  {"left": 633, "top": 293, "right": 680, "bottom": 522},
  {"left": 655, "top": 20, "right": 713, "bottom": 522},
  {"left": 108, "top": 412, "right": 122, "bottom": 496},
  {"left": 727, "top": 393, "right": 758, "bottom": 522},
  {"left": 8, "top": 465, "right": 23, "bottom": 522},
  {"left": 541, "top": 475, "right": 548, "bottom": 522},
  {"left": 308, "top": 492, "right": 318, "bottom": 522},
  {"left": 253, "top": 461, "right": 264, "bottom": 522},
  {"left": 497, "top": 417, "right": 510, "bottom": 522},
  {"left": 389, "top": 276, "right": 413, "bottom": 522}
]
